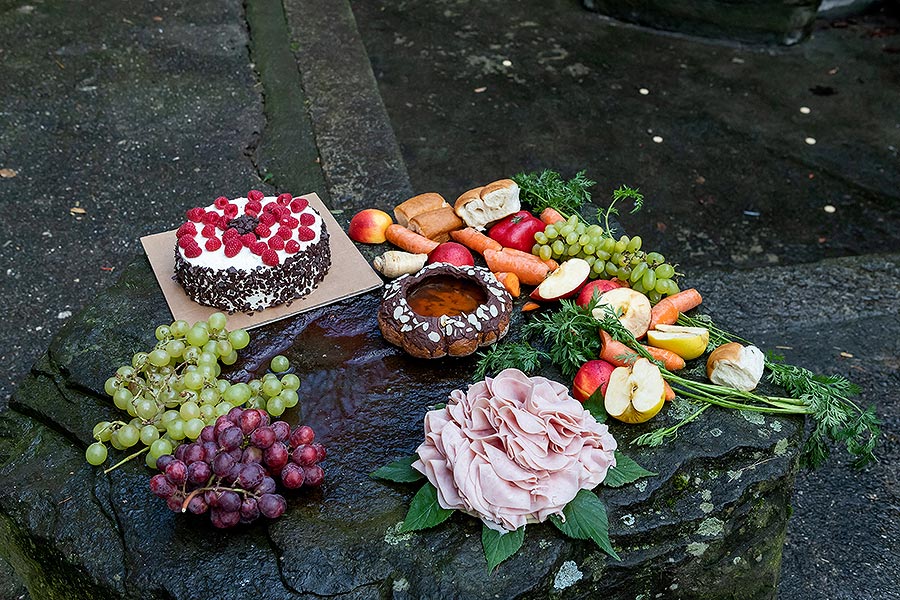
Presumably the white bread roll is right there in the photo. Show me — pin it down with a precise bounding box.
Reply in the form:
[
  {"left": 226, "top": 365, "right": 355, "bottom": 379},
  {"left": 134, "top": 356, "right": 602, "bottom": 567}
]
[
  {"left": 454, "top": 179, "right": 521, "bottom": 230},
  {"left": 706, "top": 342, "right": 765, "bottom": 391},
  {"left": 394, "top": 193, "right": 448, "bottom": 228}
]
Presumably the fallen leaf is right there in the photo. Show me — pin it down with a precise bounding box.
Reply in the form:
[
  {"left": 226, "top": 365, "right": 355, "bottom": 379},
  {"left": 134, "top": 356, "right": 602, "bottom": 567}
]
[
  {"left": 100, "top": 266, "right": 115, "bottom": 272},
  {"left": 0, "top": 168, "right": 16, "bottom": 178},
  {"left": 152, "top": 15, "right": 163, "bottom": 21},
  {"left": 474, "top": 87, "right": 487, "bottom": 93},
  {"left": 70, "top": 206, "right": 87, "bottom": 215},
  {"left": 839, "top": 351, "right": 854, "bottom": 358}
]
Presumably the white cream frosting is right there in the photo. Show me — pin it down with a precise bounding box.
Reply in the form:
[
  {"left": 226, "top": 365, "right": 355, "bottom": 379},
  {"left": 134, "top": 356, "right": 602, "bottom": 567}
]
[{"left": 178, "top": 196, "right": 323, "bottom": 270}]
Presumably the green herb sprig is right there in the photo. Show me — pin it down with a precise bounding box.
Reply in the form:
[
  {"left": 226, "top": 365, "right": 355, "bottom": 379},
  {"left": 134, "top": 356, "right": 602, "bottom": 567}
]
[
  {"left": 473, "top": 342, "right": 548, "bottom": 381},
  {"left": 512, "top": 169, "right": 595, "bottom": 219},
  {"left": 521, "top": 299, "right": 604, "bottom": 379},
  {"left": 598, "top": 185, "right": 643, "bottom": 239}
]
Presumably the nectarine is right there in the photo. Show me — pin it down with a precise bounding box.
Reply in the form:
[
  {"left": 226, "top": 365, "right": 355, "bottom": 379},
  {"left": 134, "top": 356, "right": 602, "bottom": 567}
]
[
  {"left": 572, "top": 359, "right": 616, "bottom": 402},
  {"left": 348, "top": 209, "right": 393, "bottom": 244}
]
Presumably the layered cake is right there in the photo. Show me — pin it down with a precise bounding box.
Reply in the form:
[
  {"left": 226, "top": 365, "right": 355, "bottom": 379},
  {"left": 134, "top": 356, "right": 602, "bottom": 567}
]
[{"left": 174, "top": 191, "right": 331, "bottom": 312}]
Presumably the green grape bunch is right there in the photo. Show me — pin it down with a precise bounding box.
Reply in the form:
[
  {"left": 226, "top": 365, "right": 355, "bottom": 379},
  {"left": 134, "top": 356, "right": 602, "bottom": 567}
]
[
  {"left": 86, "top": 313, "right": 300, "bottom": 472},
  {"left": 531, "top": 214, "right": 681, "bottom": 303}
]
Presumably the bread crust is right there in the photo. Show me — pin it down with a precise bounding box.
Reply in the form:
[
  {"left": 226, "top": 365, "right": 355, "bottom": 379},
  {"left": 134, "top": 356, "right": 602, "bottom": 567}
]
[
  {"left": 394, "top": 193, "right": 447, "bottom": 227},
  {"left": 479, "top": 179, "right": 516, "bottom": 199},
  {"left": 407, "top": 206, "right": 464, "bottom": 242},
  {"left": 453, "top": 187, "right": 484, "bottom": 213}
]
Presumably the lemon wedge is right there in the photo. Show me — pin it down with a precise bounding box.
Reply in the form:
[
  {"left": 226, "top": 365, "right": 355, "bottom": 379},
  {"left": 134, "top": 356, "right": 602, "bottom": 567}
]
[{"left": 646, "top": 324, "right": 710, "bottom": 360}]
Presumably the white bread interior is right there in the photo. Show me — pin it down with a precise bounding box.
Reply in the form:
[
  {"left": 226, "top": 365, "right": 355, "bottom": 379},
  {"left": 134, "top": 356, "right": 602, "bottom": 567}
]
[
  {"left": 706, "top": 343, "right": 765, "bottom": 391},
  {"left": 454, "top": 179, "right": 521, "bottom": 229}
]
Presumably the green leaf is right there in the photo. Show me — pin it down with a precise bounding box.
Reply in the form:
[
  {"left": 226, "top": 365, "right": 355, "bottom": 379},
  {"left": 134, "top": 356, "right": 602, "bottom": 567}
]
[
  {"left": 603, "top": 452, "right": 657, "bottom": 487},
  {"left": 370, "top": 454, "right": 423, "bottom": 483},
  {"left": 550, "top": 489, "right": 620, "bottom": 560},
  {"left": 399, "top": 482, "right": 454, "bottom": 533},
  {"left": 583, "top": 387, "right": 607, "bottom": 423},
  {"left": 482, "top": 524, "right": 525, "bottom": 572}
]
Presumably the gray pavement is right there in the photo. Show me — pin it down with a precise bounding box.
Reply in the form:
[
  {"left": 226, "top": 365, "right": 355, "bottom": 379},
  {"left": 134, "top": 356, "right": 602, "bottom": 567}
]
[{"left": 1, "top": 0, "right": 898, "bottom": 597}]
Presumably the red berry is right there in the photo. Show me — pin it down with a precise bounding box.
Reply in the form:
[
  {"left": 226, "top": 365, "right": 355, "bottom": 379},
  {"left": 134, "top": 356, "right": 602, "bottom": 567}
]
[
  {"left": 176, "top": 222, "right": 197, "bottom": 237},
  {"left": 285, "top": 240, "right": 300, "bottom": 254},
  {"left": 184, "top": 244, "right": 202, "bottom": 259},
  {"left": 201, "top": 224, "right": 217, "bottom": 238},
  {"left": 297, "top": 226, "right": 315, "bottom": 242},
  {"left": 223, "top": 227, "right": 240, "bottom": 240},
  {"left": 259, "top": 212, "right": 277, "bottom": 227},
  {"left": 263, "top": 202, "right": 278, "bottom": 214},
  {"left": 250, "top": 241, "right": 267, "bottom": 255},
  {"left": 205, "top": 237, "right": 222, "bottom": 252},
  {"left": 277, "top": 226, "right": 292, "bottom": 240},
  {"left": 262, "top": 249, "right": 279, "bottom": 266},
  {"left": 247, "top": 200, "right": 262, "bottom": 213},
  {"left": 224, "top": 239, "right": 243, "bottom": 258},
  {"left": 281, "top": 216, "right": 299, "bottom": 229},
  {"left": 214, "top": 196, "right": 230, "bottom": 209},
  {"left": 299, "top": 213, "right": 316, "bottom": 226},
  {"left": 202, "top": 211, "right": 219, "bottom": 225},
  {"left": 240, "top": 233, "right": 256, "bottom": 247},
  {"left": 247, "top": 190, "right": 264, "bottom": 202},
  {"left": 290, "top": 198, "right": 309, "bottom": 213},
  {"left": 187, "top": 207, "right": 205, "bottom": 222},
  {"left": 217, "top": 215, "right": 229, "bottom": 230},
  {"left": 255, "top": 224, "right": 271, "bottom": 238},
  {"left": 268, "top": 236, "right": 284, "bottom": 251},
  {"left": 224, "top": 204, "right": 239, "bottom": 219},
  {"left": 277, "top": 193, "right": 292, "bottom": 206},
  {"left": 178, "top": 235, "right": 196, "bottom": 249}
]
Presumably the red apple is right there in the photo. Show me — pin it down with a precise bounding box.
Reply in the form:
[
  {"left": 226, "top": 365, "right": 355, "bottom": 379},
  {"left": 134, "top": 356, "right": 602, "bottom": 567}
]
[
  {"left": 348, "top": 209, "right": 393, "bottom": 244},
  {"left": 572, "top": 359, "right": 617, "bottom": 402},
  {"left": 575, "top": 279, "right": 623, "bottom": 307},
  {"left": 530, "top": 258, "right": 591, "bottom": 302},
  {"left": 428, "top": 242, "right": 474, "bottom": 267}
]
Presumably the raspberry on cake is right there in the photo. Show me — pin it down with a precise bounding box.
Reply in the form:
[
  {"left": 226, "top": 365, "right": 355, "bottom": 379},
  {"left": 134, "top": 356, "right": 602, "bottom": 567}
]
[{"left": 173, "top": 192, "right": 332, "bottom": 312}]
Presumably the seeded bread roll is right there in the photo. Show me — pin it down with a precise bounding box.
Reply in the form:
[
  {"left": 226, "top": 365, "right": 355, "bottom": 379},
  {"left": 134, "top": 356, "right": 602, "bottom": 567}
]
[
  {"left": 454, "top": 179, "right": 521, "bottom": 230},
  {"left": 706, "top": 342, "right": 765, "bottom": 391},
  {"left": 407, "top": 206, "right": 464, "bottom": 242},
  {"left": 394, "top": 193, "right": 448, "bottom": 228}
]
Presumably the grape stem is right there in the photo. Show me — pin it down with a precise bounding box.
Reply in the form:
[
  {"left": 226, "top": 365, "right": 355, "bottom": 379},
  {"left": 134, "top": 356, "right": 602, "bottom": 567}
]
[
  {"left": 180, "top": 483, "right": 259, "bottom": 512},
  {"left": 103, "top": 446, "right": 149, "bottom": 474}
]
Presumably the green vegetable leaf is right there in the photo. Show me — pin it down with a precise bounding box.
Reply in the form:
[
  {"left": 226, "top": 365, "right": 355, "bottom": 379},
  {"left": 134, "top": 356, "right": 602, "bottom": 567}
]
[
  {"left": 370, "top": 454, "right": 423, "bottom": 483},
  {"left": 603, "top": 452, "right": 657, "bottom": 487},
  {"left": 474, "top": 341, "right": 548, "bottom": 381},
  {"left": 399, "top": 482, "right": 454, "bottom": 533},
  {"left": 583, "top": 387, "right": 607, "bottom": 423},
  {"left": 512, "top": 169, "right": 595, "bottom": 217},
  {"left": 550, "top": 489, "right": 620, "bottom": 560},
  {"left": 482, "top": 524, "right": 525, "bottom": 572}
]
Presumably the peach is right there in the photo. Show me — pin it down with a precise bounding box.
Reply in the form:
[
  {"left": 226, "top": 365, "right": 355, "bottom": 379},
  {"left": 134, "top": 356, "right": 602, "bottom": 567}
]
[
  {"left": 348, "top": 209, "right": 393, "bottom": 244},
  {"left": 572, "top": 359, "right": 617, "bottom": 403},
  {"left": 575, "top": 279, "right": 623, "bottom": 308},
  {"left": 427, "top": 242, "right": 474, "bottom": 267}
]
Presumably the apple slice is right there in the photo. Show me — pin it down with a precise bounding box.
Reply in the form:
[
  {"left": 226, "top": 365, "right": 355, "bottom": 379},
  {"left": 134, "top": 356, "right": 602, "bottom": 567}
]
[
  {"left": 646, "top": 324, "right": 710, "bottom": 360},
  {"left": 604, "top": 358, "right": 666, "bottom": 424},
  {"left": 574, "top": 279, "right": 623, "bottom": 308},
  {"left": 530, "top": 258, "right": 590, "bottom": 302},
  {"left": 591, "top": 288, "right": 652, "bottom": 339}
]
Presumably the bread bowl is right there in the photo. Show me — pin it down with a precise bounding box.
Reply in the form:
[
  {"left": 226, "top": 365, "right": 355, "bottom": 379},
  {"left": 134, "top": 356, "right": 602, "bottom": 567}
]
[{"left": 377, "top": 263, "right": 513, "bottom": 359}]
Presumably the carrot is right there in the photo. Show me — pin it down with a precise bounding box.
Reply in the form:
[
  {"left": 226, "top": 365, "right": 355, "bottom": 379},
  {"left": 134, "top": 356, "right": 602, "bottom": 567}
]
[
  {"left": 641, "top": 345, "right": 686, "bottom": 371},
  {"left": 493, "top": 272, "right": 520, "bottom": 298},
  {"left": 522, "top": 301, "right": 542, "bottom": 312},
  {"left": 539, "top": 207, "right": 566, "bottom": 225},
  {"left": 449, "top": 227, "right": 502, "bottom": 255},
  {"left": 545, "top": 259, "right": 559, "bottom": 272},
  {"left": 599, "top": 330, "right": 638, "bottom": 368},
  {"left": 385, "top": 224, "right": 439, "bottom": 254},
  {"left": 496, "top": 246, "right": 557, "bottom": 270},
  {"left": 648, "top": 288, "right": 703, "bottom": 330},
  {"left": 663, "top": 380, "right": 676, "bottom": 401},
  {"left": 483, "top": 248, "right": 549, "bottom": 286}
]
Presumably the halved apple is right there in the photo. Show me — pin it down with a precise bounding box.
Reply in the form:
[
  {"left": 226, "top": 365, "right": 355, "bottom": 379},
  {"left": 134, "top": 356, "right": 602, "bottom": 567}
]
[
  {"left": 530, "top": 258, "right": 590, "bottom": 302},
  {"left": 591, "top": 287, "right": 652, "bottom": 339},
  {"left": 604, "top": 358, "right": 666, "bottom": 424},
  {"left": 646, "top": 324, "right": 710, "bottom": 360}
]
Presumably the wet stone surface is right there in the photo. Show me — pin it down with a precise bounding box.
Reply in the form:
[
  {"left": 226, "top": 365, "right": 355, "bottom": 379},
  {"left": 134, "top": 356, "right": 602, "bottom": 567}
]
[{"left": 0, "top": 254, "right": 805, "bottom": 599}]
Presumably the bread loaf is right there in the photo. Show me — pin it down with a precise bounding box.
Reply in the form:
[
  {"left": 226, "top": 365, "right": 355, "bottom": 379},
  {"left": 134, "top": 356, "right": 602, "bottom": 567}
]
[
  {"left": 407, "top": 207, "right": 464, "bottom": 242},
  {"left": 706, "top": 342, "right": 765, "bottom": 391},
  {"left": 394, "top": 193, "right": 448, "bottom": 228},
  {"left": 454, "top": 179, "right": 521, "bottom": 229}
]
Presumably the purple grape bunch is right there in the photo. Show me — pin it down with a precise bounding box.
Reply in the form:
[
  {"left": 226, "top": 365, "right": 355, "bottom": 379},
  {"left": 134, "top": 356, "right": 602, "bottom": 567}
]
[{"left": 148, "top": 406, "right": 326, "bottom": 528}]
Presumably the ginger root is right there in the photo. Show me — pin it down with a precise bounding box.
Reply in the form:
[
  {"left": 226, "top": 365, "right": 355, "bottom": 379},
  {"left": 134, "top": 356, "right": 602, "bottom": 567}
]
[{"left": 372, "top": 251, "right": 428, "bottom": 278}]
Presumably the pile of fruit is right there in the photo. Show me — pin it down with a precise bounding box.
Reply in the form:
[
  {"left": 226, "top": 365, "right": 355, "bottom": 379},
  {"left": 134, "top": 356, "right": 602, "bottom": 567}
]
[{"left": 87, "top": 313, "right": 326, "bottom": 527}]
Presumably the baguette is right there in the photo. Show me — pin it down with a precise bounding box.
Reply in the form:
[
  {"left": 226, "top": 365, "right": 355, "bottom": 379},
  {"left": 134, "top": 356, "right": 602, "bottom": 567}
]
[{"left": 394, "top": 193, "right": 448, "bottom": 228}]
